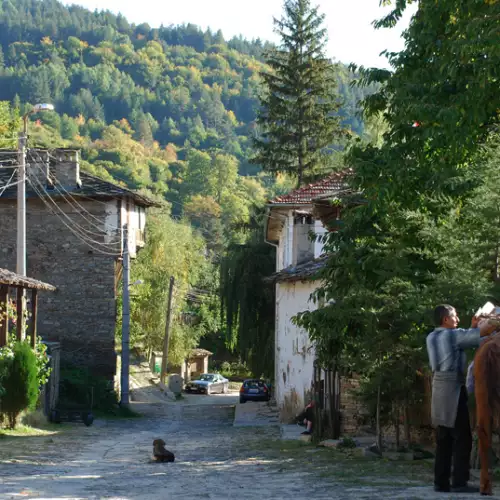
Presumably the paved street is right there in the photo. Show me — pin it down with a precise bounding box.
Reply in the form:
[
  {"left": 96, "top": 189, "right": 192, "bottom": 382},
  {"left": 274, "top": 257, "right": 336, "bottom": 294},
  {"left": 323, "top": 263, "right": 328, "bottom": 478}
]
[{"left": 0, "top": 388, "right": 498, "bottom": 499}]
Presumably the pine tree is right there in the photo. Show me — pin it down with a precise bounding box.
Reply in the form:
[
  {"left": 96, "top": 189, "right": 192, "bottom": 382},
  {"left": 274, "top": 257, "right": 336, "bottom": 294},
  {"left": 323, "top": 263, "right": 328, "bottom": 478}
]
[{"left": 252, "top": 0, "right": 343, "bottom": 187}]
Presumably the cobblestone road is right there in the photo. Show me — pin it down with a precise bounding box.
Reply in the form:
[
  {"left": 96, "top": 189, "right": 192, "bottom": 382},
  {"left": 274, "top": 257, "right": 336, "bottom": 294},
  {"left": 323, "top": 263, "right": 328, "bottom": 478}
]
[{"left": 0, "top": 393, "right": 498, "bottom": 499}]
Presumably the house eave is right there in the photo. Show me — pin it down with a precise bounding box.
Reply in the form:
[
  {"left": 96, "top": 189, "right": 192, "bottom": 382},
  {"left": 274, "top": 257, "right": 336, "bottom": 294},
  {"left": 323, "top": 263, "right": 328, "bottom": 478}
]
[{"left": 263, "top": 255, "right": 328, "bottom": 285}]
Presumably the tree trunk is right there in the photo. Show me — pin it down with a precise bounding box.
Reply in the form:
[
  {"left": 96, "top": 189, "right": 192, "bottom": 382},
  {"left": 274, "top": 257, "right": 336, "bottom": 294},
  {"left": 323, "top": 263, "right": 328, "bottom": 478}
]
[
  {"left": 404, "top": 404, "right": 411, "bottom": 448},
  {"left": 376, "top": 384, "right": 383, "bottom": 452},
  {"left": 395, "top": 405, "right": 400, "bottom": 451}
]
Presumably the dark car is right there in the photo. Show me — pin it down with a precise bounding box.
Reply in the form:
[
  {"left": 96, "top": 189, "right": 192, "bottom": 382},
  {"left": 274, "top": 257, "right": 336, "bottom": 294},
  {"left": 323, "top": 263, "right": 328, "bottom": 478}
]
[
  {"left": 184, "top": 373, "right": 229, "bottom": 395},
  {"left": 239, "top": 379, "right": 271, "bottom": 403}
]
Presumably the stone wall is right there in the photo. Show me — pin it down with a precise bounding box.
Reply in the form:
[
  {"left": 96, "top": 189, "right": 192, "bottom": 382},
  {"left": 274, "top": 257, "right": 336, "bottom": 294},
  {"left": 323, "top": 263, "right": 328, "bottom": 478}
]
[
  {"left": 0, "top": 198, "right": 119, "bottom": 379},
  {"left": 340, "top": 376, "right": 366, "bottom": 435}
]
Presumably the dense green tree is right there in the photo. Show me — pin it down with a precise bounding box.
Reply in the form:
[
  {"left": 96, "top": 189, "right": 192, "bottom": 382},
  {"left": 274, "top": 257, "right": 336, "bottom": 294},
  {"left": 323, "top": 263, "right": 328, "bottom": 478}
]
[
  {"left": 60, "top": 113, "right": 79, "bottom": 140},
  {"left": 296, "top": 0, "right": 500, "bottom": 439},
  {"left": 126, "top": 210, "right": 207, "bottom": 364},
  {"left": 0, "top": 101, "right": 19, "bottom": 147},
  {"left": 252, "top": 0, "right": 344, "bottom": 186},
  {"left": 221, "top": 217, "right": 276, "bottom": 378}
]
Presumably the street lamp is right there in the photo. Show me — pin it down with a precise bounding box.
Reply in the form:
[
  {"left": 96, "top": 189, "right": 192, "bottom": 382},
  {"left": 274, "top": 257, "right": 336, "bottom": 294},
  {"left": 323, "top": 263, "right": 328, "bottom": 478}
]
[{"left": 18, "top": 103, "right": 54, "bottom": 276}]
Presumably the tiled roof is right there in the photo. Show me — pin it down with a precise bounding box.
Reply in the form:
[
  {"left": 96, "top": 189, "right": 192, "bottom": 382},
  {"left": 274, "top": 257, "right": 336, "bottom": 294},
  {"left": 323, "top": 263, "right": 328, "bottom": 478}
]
[
  {"left": 263, "top": 256, "right": 328, "bottom": 284},
  {"left": 267, "top": 169, "right": 352, "bottom": 206},
  {"left": 0, "top": 150, "right": 157, "bottom": 207},
  {"left": 0, "top": 268, "right": 55, "bottom": 291},
  {"left": 189, "top": 348, "right": 213, "bottom": 358}
]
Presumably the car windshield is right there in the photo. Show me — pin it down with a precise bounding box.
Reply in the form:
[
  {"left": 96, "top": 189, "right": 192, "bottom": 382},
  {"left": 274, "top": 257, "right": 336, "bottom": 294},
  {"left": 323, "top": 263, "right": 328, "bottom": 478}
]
[
  {"left": 245, "top": 380, "right": 264, "bottom": 388},
  {"left": 199, "top": 374, "right": 215, "bottom": 381}
]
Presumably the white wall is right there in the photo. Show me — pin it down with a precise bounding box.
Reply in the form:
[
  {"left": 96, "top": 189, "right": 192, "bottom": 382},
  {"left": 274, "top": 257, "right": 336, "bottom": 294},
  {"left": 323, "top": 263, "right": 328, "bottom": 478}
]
[
  {"left": 293, "top": 217, "right": 314, "bottom": 265},
  {"left": 314, "top": 219, "right": 327, "bottom": 258},
  {"left": 105, "top": 198, "right": 146, "bottom": 259},
  {"left": 277, "top": 210, "right": 293, "bottom": 271},
  {"left": 104, "top": 200, "right": 120, "bottom": 247},
  {"left": 275, "top": 211, "right": 327, "bottom": 272},
  {"left": 275, "top": 279, "right": 318, "bottom": 422}
]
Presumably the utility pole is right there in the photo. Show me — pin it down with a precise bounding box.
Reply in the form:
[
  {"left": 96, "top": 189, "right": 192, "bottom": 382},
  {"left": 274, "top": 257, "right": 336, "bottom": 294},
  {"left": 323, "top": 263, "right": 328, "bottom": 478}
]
[
  {"left": 17, "top": 104, "right": 53, "bottom": 276},
  {"left": 16, "top": 104, "right": 54, "bottom": 339},
  {"left": 120, "top": 225, "right": 130, "bottom": 406},
  {"left": 16, "top": 129, "right": 26, "bottom": 276},
  {"left": 160, "top": 276, "right": 175, "bottom": 385}
]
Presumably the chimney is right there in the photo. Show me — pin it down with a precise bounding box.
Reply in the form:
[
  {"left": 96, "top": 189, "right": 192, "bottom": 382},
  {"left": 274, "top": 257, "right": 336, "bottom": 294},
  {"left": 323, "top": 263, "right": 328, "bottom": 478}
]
[{"left": 50, "top": 150, "right": 81, "bottom": 190}]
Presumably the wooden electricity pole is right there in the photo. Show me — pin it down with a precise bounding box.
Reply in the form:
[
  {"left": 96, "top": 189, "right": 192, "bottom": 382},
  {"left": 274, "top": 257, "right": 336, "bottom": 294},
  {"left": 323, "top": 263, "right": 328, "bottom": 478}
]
[{"left": 160, "top": 276, "right": 175, "bottom": 385}]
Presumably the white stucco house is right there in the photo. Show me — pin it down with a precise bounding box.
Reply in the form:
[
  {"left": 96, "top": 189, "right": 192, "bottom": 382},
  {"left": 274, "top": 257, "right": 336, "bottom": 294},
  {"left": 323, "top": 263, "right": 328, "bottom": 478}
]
[{"left": 264, "top": 170, "right": 364, "bottom": 433}]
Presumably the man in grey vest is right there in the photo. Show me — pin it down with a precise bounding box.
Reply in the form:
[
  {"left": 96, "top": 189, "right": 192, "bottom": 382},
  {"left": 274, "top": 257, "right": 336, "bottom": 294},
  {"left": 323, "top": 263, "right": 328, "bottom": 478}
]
[{"left": 426, "top": 304, "right": 495, "bottom": 493}]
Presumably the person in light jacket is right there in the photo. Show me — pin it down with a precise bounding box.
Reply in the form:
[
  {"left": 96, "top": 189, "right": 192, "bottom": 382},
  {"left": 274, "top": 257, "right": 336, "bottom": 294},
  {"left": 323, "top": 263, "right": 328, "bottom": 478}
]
[{"left": 426, "top": 304, "right": 495, "bottom": 493}]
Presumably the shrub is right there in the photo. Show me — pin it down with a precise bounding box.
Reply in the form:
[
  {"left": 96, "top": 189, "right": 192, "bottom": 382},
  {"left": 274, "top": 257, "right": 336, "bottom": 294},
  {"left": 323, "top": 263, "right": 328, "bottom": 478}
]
[
  {"left": 213, "top": 360, "right": 253, "bottom": 381},
  {"left": 337, "top": 437, "right": 357, "bottom": 449},
  {"left": 220, "top": 361, "right": 232, "bottom": 375},
  {"left": 1, "top": 341, "right": 39, "bottom": 428},
  {"left": 59, "top": 366, "right": 117, "bottom": 412}
]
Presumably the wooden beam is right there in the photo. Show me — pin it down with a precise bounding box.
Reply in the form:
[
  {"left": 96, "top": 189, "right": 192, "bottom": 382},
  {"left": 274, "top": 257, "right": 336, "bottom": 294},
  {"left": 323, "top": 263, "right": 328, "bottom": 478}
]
[
  {"left": 0, "top": 285, "right": 8, "bottom": 347},
  {"left": 29, "top": 289, "right": 38, "bottom": 349},
  {"left": 16, "top": 287, "right": 24, "bottom": 341}
]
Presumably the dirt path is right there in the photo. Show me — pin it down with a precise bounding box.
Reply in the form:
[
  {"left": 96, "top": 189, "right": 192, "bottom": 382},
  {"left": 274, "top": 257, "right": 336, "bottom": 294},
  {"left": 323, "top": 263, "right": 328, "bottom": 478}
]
[
  {"left": 1, "top": 392, "right": 498, "bottom": 500},
  {"left": 0, "top": 369, "right": 497, "bottom": 499}
]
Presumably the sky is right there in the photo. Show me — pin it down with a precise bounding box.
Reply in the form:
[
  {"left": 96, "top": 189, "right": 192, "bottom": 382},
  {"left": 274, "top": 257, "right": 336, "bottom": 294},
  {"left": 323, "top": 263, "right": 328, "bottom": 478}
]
[{"left": 60, "top": 0, "right": 418, "bottom": 69}]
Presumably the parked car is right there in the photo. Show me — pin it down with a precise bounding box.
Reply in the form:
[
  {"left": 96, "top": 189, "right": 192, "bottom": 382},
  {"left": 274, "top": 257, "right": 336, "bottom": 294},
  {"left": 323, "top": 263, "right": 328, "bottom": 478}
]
[
  {"left": 184, "top": 373, "right": 229, "bottom": 395},
  {"left": 239, "top": 379, "right": 271, "bottom": 403}
]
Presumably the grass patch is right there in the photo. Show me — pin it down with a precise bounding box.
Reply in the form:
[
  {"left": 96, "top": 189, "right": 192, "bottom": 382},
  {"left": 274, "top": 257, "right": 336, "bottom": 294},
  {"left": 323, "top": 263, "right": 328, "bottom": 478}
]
[
  {"left": 229, "top": 381, "right": 242, "bottom": 391},
  {"left": 245, "top": 437, "right": 435, "bottom": 485},
  {"left": 0, "top": 423, "right": 60, "bottom": 438}
]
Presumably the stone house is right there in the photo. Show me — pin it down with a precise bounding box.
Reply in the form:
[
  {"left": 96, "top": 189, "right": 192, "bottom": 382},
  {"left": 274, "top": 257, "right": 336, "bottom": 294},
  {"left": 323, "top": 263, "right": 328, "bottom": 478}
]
[
  {"left": 0, "top": 148, "right": 155, "bottom": 379},
  {"left": 264, "top": 171, "right": 364, "bottom": 434}
]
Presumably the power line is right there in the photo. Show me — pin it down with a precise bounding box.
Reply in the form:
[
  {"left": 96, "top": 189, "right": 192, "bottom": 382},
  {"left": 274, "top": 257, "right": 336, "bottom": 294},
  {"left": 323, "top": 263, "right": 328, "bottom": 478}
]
[
  {"left": 27, "top": 178, "right": 122, "bottom": 256},
  {"left": 45, "top": 150, "right": 127, "bottom": 208},
  {"left": 28, "top": 149, "right": 123, "bottom": 239},
  {"left": 0, "top": 170, "right": 17, "bottom": 197},
  {"left": 26, "top": 172, "right": 122, "bottom": 256},
  {"left": 27, "top": 152, "right": 122, "bottom": 242}
]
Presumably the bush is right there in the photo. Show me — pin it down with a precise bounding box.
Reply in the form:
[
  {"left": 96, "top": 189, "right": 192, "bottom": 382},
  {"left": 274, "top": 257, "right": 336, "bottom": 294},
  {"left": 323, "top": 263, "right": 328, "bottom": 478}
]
[
  {"left": 337, "top": 437, "right": 357, "bottom": 449},
  {"left": 59, "top": 366, "right": 117, "bottom": 412},
  {"left": 1, "top": 341, "right": 39, "bottom": 428},
  {"left": 213, "top": 360, "right": 253, "bottom": 381}
]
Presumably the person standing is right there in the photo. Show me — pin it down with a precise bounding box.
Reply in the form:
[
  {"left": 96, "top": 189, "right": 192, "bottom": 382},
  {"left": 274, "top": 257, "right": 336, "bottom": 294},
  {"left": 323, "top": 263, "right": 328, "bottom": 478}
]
[{"left": 426, "top": 304, "right": 495, "bottom": 493}]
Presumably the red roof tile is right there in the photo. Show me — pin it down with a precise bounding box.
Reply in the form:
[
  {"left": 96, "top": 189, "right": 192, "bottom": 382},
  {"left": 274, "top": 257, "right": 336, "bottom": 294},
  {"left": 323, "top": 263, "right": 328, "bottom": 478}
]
[{"left": 267, "top": 169, "right": 352, "bottom": 205}]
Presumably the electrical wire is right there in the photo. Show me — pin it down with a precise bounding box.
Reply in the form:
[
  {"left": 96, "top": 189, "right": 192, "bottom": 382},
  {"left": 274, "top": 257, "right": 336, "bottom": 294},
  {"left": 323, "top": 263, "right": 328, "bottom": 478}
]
[
  {"left": 28, "top": 149, "right": 123, "bottom": 239},
  {"left": 0, "top": 170, "right": 17, "bottom": 197},
  {"left": 45, "top": 150, "right": 149, "bottom": 209},
  {"left": 26, "top": 172, "right": 122, "bottom": 256},
  {"left": 27, "top": 152, "right": 122, "bottom": 242}
]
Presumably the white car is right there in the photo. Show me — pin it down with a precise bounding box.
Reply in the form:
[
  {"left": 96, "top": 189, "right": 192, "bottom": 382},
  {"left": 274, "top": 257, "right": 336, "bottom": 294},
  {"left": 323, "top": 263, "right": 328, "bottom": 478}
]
[{"left": 184, "top": 373, "right": 229, "bottom": 395}]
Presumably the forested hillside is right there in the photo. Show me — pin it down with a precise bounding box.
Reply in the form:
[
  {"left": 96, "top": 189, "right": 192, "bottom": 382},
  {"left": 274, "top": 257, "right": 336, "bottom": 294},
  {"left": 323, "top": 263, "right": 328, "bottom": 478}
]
[
  {"left": 0, "top": 0, "right": 371, "bottom": 195},
  {"left": 0, "top": 0, "right": 375, "bottom": 373}
]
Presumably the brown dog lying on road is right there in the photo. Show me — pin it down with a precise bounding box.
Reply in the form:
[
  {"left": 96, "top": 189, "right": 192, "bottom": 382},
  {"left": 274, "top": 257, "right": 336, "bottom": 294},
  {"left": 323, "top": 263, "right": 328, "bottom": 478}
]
[{"left": 152, "top": 439, "right": 175, "bottom": 462}]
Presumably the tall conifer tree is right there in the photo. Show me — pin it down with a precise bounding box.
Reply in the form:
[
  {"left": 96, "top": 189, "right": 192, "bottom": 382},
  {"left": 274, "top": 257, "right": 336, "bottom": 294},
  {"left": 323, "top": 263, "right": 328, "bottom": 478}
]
[{"left": 252, "top": 0, "right": 343, "bottom": 187}]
